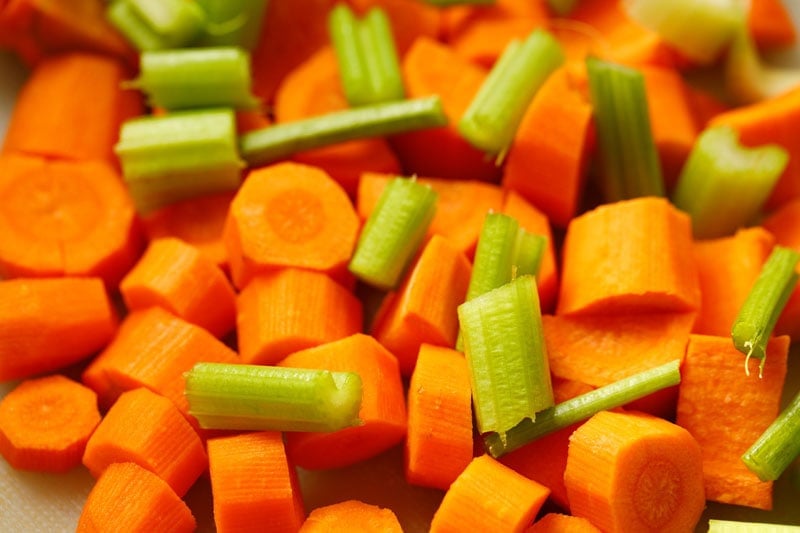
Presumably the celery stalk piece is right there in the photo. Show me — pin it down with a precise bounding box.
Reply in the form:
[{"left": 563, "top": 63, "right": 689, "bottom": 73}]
[
  {"left": 514, "top": 231, "right": 547, "bottom": 279},
  {"left": 239, "top": 95, "right": 447, "bottom": 166},
  {"left": 329, "top": 4, "right": 370, "bottom": 106},
  {"left": 672, "top": 126, "right": 788, "bottom": 239},
  {"left": 458, "top": 275, "right": 554, "bottom": 444},
  {"left": 109, "top": 0, "right": 206, "bottom": 51},
  {"left": 115, "top": 109, "right": 244, "bottom": 214},
  {"left": 185, "top": 362, "right": 363, "bottom": 432},
  {"left": 359, "top": 9, "right": 405, "bottom": 104},
  {"left": 586, "top": 56, "right": 665, "bottom": 202},
  {"left": 348, "top": 177, "right": 438, "bottom": 290},
  {"left": 546, "top": 0, "right": 579, "bottom": 16},
  {"left": 622, "top": 0, "right": 744, "bottom": 65},
  {"left": 107, "top": 0, "right": 166, "bottom": 51},
  {"left": 732, "top": 246, "right": 800, "bottom": 377},
  {"left": 484, "top": 359, "right": 682, "bottom": 457},
  {"left": 195, "top": 0, "right": 269, "bottom": 49},
  {"left": 131, "top": 47, "right": 260, "bottom": 110},
  {"left": 459, "top": 28, "right": 564, "bottom": 158},
  {"left": 709, "top": 519, "right": 800, "bottom": 533},
  {"left": 742, "top": 388, "right": 800, "bottom": 483}
]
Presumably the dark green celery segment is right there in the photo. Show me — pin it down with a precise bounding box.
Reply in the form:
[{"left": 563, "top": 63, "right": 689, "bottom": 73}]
[
  {"left": 348, "top": 177, "right": 438, "bottom": 290},
  {"left": 107, "top": 0, "right": 206, "bottom": 51},
  {"left": 185, "top": 362, "right": 363, "bottom": 432},
  {"left": 742, "top": 388, "right": 800, "bottom": 483},
  {"left": 115, "top": 108, "right": 244, "bottom": 214},
  {"left": 195, "top": 0, "right": 269, "bottom": 50}
]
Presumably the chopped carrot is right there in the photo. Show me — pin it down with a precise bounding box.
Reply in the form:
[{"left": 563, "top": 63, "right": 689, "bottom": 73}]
[
  {"left": 299, "top": 500, "right": 403, "bottom": 532},
  {"left": 347, "top": 0, "right": 441, "bottom": 55},
  {"left": 208, "top": 431, "right": 305, "bottom": 532},
  {"left": 526, "top": 513, "right": 601, "bottom": 533},
  {"left": 372, "top": 236, "right": 471, "bottom": 376},
  {"left": 450, "top": 13, "right": 549, "bottom": 68},
  {"left": 278, "top": 333, "right": 407, "bottom": 470},
  {"left": 223, "top": 161, "right": 361, "bottom": 289},
  {"left": 676, "top": 334, "right": 789, "bottom": 510},
  {"left": 430, "top": 454, "right": 550, "bottom": 533},
  {"left": 0, "top": 375, "right": 100, "bottom": 473},
  {"left": 237, "top": 268, "right": 363, "bottom": 366},
  {"left": 82, "top": 387, "right": 208, "bottom": 498},
  {"left": 747, "top": 0, "right": 797, "bottom": 50},
  {"left": 235, "top": 109, "right": 273, "bottom": 135},
  {"left": 0, "top": 277, "right": 116, "bottom": 382},
  {"left": 405, "top": 344, "right": 473, "bottom": 491},
  {"left": 0, "top": 155, "right": 144, "bottom": 285},
  {"left": 120, "top": 237, "right": 237, "bottom": 339},
  {"left": 557, "top": 197, "right": 701, "bottom": 316},
  {"left": 685, "top": 85, "right": 730, "bottom": 130},
  {"left": 77, "top": 461, "right": 196, "bottom": 533},
  {"left": 564, "top": 410, "right": 706, "bottom": 533},
  {"left": 762, "top": 199, "right": 800, "bottom": 338}
]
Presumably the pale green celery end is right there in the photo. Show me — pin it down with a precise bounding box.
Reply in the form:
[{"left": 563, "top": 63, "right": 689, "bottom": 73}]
[
  {"left": 239, "top": 96, "right": 447, "bottom": 166},
  {"left": 348, "top": 178, "right": 438, "bottom": 289},
  {"left": 107, "top": 1, "right": 169, "bottom": 51},
  {"left": 513, "top": 230, "right": 546, "bottom": 279},
  {"left": 329, "top": 3, "right": 372, "bottom": 107},
  {"left": 195, "top": 0, "right": 269, "bottom": 49},
  {"left": 484, "top": 359, "right": 682, "bottom": 457},
  {"left": 128, "top": 0, "right": 206, "bottom": 46},
  {"left": 466, "top": 212, "right": 520, "bottom": 301},
  {"left": 709, "top": 519, "right": 800, "bottom": 533},
  {"left": 742, "top": 389, "right": 800, "bottom": 483},
  {"left": 459, "top": 275, "right": 553, "bottom": 440},
  {"left": 546, "top": 0, "right": 579, "bottom": 16},
  {"left": 361, "top": 8, "right": 405, "bottom": 103}
]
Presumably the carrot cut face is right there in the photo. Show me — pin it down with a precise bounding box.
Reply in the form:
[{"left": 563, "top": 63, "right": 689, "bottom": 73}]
[
  {"left": 299, "top": 500, "right": 403, "bottom": 532},
  {"left": 527, "top": 513, "right": 601, "bottom": 533},
  {"left": 450, "top": 13, "right": 549, "bottom": 69},
  {"left": 747, "top": 0, "right": 797, "bottom": 50}
]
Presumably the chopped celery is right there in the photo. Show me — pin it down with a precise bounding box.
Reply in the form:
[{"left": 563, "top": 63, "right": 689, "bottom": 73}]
[
  {"left": 458, "top": 275, "right": 553, "bottom": 444},
  {"left": 239, "top": 95, "right": 447, "bottom": 167},
  {"left": 107, "top": 1, "right": 165, "bottom": 51},
  {"left": 195, "top": 0, "right": 269, "bottom": 49},
  {"left": 107, "top": 0, "right": 205, "bottom": 51},
  {"left": 348, "top": 177, "right": 438, "bottom": 290},
  {"left": 459, "top": 28, "right": 564, "bottom": 157},
  {"left": 586, "top": 56, "right": 665, "bottom": 202},
  {"left": 185, "top": 362, "right": 362, "bottom": 432},
  {"left": 485, "top": 360, "right": 682, "bottom": 457},
  {"left": 131, "top": 47, "right": 260, "bottom": 110},
  {"left": 709, "top": 519, "right": 800, "bottom": 532},
  {"left": 732, "top": 246, "right": 800, "bottom": 377},
  {"left": 742, "top": 388, "right": 800, "bottom": 482},
  {"left": 672, "top": 126, "right": 788, "bottom": 239}
]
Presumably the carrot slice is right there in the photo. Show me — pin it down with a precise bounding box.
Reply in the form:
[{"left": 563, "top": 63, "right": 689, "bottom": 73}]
[
  {"left": 564, "top": 410, "right": 705, "bottom": 533},
  {"left": 82, "top": 387, "right": 208, "bottom": 498},
  {"left": 237, "top": 268, "right": 363, "bottom": 365},
  {"left": 747, "top": 0, "right": 797, "bottom": 50},
  {"left": 762, "top": 199, "right": 800, "bottom": 338},
  {"left": 685, "top": 84, "right": 730, "bottom": 130},
  {"left": 223, "top": 161, "right": 360, "bottom": 289},
  {"left": 0, "top": 375, "right": 100, "bottom": 473},
  {"left": 208, "top": 431, "right": 305, "bottom": 532},
  {"left": 278, "top": 334, "right": 407, "bottom": 470},
  {"left": 0, "top": 155, "right": 144, "bottom": 285},
  {"left": 300, "top": 500, "right": 403, "bottom": 532},
  {"left": 451, "top": 14, "right": 549, "bottom": 69},
  {"left": 527, "top": 513, "right": 601, "bottom": 533},
  {"left": 77, "top": 462, "right": 196, "bottom": 533},
  {"left": 0, "top": 277, "right": 116, "bottom": 382}
]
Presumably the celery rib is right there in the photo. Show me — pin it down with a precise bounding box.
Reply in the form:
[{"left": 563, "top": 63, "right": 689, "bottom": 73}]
[{"left": 741, "top": 388, "right": 800, "bottom": 483}]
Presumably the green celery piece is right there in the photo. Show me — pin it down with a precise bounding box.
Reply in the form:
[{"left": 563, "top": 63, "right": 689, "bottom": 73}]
[
  {"left": 115, "top": 109, "right": 244, "bottom": 214},
  {"left": 239, "top": 95, "right": 447, "bottom": 167},
  {"left": 672, "top": 126, "right": 788, "bottom": 239},
  {"left": 459, "top": 28, "right": 564, "bottom": 157},
  {"left": 546, "top": 0, "right": 579, "bottom": 15},
  {"left": 742, "top": 388, "right": 800, "bottom": 482},
  {"left": 107, "top": 1, "right": 166, "bottom": 51},
  {"left": 359, "top": 8, "right": 405, "bottom": 104},
  {"left": 112, "top": 0, "right": 206, "bottom": 51},
  {"left": 514, "top": 230, "right": 547, "bottom": 279},
  {"left": 731, "top": 246, "right": 800, "bottom": 377},
  {"left": 484, "top": 360, "right": 682, "bottom": 457},
  {"left": 586, "top": 56, "right": 665, "bottom": 202},
  {"left": 195, "top": 0, "right": 269, "bottom": 49},
  {"left": 329, "top": 4, "right": 370, "bottom": 106},
  {"left": 348, "top": 177, "right": 438, "bottom": 290},
  {"left": 132, "top": 47, "right": 260, "bottom": 110},
  {"left": 185, "top": 362, "right": 362, "bottom": 432},
  {"left": 458, "top": 275, "right": 553, "bottom": 443},
  {"left": 709, "top": 520, "right": 800, "bottom": 533}
]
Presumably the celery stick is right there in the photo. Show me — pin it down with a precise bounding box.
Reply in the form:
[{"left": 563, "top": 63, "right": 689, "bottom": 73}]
[
  {"left": 239, "top": 95, "right": 447, "bottom": 166},
  {"left": 459, "top": 275, "right": 553, "bottom": 443},
  {"left": 484, "top": 360, "right": 682, "bottom": 457},
  {"left": 195, "top": 0, "right": 269, "bottom": 49},
  {"left": 709, "top": 519, "right": 800, "bottom": 533},
  {"left": 514, "top": 230, "right": 547, "bottom": 279},
  {"left": 110, "top": 0, "right": 205, "bottom": 51},
  {"left": 742, "top": 388, "right": 800, "bottom": 483},
  {"left": 329, "top": 4, "right": 371, "bottom": 106},
  {"left": 672, "top": 126, "right": 788, "bottom": 239},
  {"left": 107, "top": 1, "right": 166, "bottom": 51},
  {"left": 359, "top": 8, "right": 405, "bottom": 104},
  {"left": 185, "top": 362, "right": 362, "bottom": 432},
  {"left": 348, "top": 177, "right": 438, "bottom": 290}
]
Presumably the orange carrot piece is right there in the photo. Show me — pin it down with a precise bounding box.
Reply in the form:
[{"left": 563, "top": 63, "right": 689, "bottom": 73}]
[
  {"left": 77, "top": 461, "right": 196, "bottom": 533},
  {"left": 451, "top": 14, "right": 549, "bottom": 69},
  {"left": 0, "top": 155, "right": 144, "bottom": 285},
  {"left": 82, "top": 387, "right": 208, "bottom": 498},
  {"left": 526, "top": 513, "right": 601, "bottom": 533},
  {"left": 223, "top": 162, "right": 360, "bottom": 289},
  {"left": 430, "top": 454, "right": 550, "bottom": 533},
  {"left": 557, "top": 197, "right": 701, "bottom": 316},
  {"left": 278, "top": 334, "right": 407, "bottom": 470},
  {"left": 565, "top": 410, "right": 705, "bottom": 533},
  {"left": 676, "top": 334, "right": 789, "bottom": 510},
  {"left": 208, "top": 431, "right": 305, "bottom": 533},
  {"left": 120, "top": 237, "right": 237, "bottom": 339},
  {"left": 274, "top": 46, "right": 401, "bottom": 197},
  {"left": 692, "top": 227, "right": 775, "bottom": 337},
  {"left": 235, "top": 109, "right": 272, "bottom": 135},
  {"left": 405, "top": 344, "right": 473, "bottom": 490},
  {"left": 347, "top": 0, "right": 441, "bottom": 55},
  {"left": 372, "top": 236, "right": 471, "bottom": 375},
  {"left": 685, "top": 85, "right": 730, "bottom": 130},
  {"left": 762, "top": 199, "right": 800, "bottom": 338},
  {"left": 0, "top": 375, "right": 100, "bottom": 473},
  {"left": 81, "top": 307, "right": 239, "bottom": 413},
  {"left": 237, "top": 268, "right": 363, "bottom": 366},
  {"left": 748, "top": 0, "right": 797, "bottom": 50},
  {"left": 502, "top": 63, "right": 594, "bottom": 229},
  {"left": 0, "top": 277, "right": 116, "bottom": 382},
  {"left": 300, "top": 500, "right": 403, "bottom": 532}
]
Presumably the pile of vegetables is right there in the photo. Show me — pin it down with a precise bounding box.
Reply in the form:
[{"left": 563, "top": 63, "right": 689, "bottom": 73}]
[{"left": 1, "top": 0, "right": 800, "bottom": 531}]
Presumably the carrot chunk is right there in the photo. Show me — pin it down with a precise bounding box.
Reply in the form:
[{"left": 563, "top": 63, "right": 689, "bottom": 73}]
[
  {"left": 747, "top": 0, "right": 797, "bottom": 50},
  {"left": 527, "top": 513, "right": 601, "bottom": 533},
  {"left": 300, "top": 500, "right": 403, "bottom": 532}
]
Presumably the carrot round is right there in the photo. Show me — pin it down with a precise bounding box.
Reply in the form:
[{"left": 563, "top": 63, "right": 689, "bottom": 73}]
[
  {"left": 299, "top": 500, "right": 403, "bottom": 532},
  {"left": 527, "top": 513, "right": 601, "bottom": 533},
  {"left": 223, "top": 161, "right": 361, "bottom": 289},
  {"left": 564, "top": 410, "right": 705, "bottom": 533},
  {"left": 0, "top": 375, "right": 100, "bottom": 473}
]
